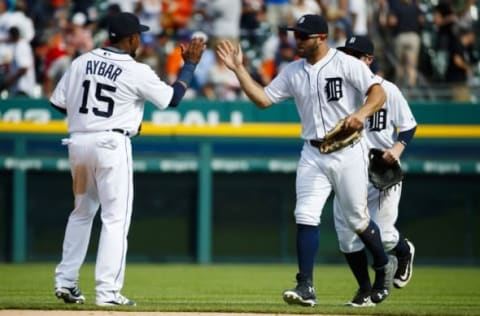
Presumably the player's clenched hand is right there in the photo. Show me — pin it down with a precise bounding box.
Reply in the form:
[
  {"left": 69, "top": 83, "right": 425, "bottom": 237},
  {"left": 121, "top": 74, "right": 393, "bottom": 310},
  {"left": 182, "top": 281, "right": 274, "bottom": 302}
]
[
  {"left": 382, "top": 149, "right": 400, "bottom": 165},
  {"left": 343, "top": 113, "right": 364, "bottom": 133},
  {"left": 215, "top": 40, "right": 243, "bottom": 71},
  {"left": 180, "top": 37, "right": 206, "bottom": 64}
]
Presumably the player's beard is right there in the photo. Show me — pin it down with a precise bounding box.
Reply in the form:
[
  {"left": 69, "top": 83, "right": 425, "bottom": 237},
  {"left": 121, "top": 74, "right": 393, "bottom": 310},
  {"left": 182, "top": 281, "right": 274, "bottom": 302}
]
[
  {"left": 297, "top": 41, "right": 320, "bottom": 61},
  {"left": 130, "top": 50, "right": 136, "bottom": 58}
]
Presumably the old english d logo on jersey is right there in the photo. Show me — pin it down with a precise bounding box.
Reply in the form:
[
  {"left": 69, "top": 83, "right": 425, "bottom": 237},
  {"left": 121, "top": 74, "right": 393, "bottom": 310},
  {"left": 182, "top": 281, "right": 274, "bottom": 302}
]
[
  {"left": 368, "top": 108, "right": 387, "bottom": 131},
  {"left": 325, "top": 78, "right": 343, "bottom": 101}
]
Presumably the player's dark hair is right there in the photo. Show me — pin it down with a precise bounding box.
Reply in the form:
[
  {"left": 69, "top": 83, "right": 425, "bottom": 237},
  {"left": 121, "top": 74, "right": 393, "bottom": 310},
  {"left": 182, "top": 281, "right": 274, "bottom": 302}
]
[{"left": 109, "top": 36, "right": 122, "bottom": 44}]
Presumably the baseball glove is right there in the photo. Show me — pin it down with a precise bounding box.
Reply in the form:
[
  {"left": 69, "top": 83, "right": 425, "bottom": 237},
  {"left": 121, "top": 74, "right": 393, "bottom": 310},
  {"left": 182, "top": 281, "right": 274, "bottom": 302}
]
[
  {"left": 368, "top": 148, "right": 404, "bottom": 190},
  {"left": 320, "top": 119, "right": 362, "bottom": 154}
]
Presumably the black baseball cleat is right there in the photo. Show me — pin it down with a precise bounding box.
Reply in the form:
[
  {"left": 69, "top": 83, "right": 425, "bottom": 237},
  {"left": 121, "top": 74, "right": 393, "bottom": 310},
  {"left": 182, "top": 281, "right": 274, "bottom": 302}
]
[
  {"left": 55, "top": 287, "right": 85, "bottom": 304},
  {"left": 394, "top": 239, "right": 415, "bottom": 288},
  {"left": 345, "top": 289, "right": 376, "bottom": 307},
  {"left": 282, "top": 273, "right": 317, "bottom": 307},
  {"left": 371, "top": 287, "right": 389, "bottom": 304},
  {"left": 371, "top": 255, "right": 398, "bottom": 304}
]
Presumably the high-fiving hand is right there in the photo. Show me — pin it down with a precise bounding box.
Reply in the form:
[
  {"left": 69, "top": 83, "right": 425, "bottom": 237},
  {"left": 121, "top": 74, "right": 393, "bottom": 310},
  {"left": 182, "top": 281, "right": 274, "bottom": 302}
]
[
  {"left": 215, "top": 40, "right": 244, "bottom": 71},
  {"left": 181, "top": 37, "right": 206, "bottom": 64}
]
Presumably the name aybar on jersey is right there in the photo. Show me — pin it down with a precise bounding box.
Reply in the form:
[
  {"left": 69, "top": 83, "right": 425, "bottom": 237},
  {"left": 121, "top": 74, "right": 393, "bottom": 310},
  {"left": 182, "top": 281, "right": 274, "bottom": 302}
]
[{"left": 86, "top": 60, "right": 123, "bottom": 82}]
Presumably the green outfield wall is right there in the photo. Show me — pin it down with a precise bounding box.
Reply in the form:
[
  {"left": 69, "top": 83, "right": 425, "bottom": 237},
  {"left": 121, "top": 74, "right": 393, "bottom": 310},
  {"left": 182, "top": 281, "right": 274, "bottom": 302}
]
[{"left": 0, "top": 99, "right": 479, "bottom": 264}]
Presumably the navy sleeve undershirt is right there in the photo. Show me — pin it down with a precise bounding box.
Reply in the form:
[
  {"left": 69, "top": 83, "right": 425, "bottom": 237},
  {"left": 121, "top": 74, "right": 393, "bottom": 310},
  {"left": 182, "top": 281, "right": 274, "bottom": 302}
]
[
  {"left": 397, "top": 126, "right": 416, "bottom": 146},
  {"left": 168, "top": 61, "right": 196, "bottom": 108}
]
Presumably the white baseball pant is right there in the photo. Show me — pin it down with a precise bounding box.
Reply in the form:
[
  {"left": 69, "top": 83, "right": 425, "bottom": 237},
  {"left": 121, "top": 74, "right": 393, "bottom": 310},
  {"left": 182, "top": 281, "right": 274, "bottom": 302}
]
[
  {"left": 294, "top": 139, "right": 370, "bottom": 233},
  {"left": 334, "top": 182, "right": 402, "bottom": 253},
  {"left": 54, "top": 131, "right": 133, "bottom": 303}
]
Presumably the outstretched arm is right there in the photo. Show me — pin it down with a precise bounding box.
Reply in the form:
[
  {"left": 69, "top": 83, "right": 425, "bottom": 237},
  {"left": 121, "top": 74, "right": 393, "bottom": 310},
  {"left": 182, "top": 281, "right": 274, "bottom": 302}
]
[
  {"left": 168, "top": 37, "right": 206, "bottom": 107},
  {"left": 215, "top": 40, "right": 272, "bottom": 109}
]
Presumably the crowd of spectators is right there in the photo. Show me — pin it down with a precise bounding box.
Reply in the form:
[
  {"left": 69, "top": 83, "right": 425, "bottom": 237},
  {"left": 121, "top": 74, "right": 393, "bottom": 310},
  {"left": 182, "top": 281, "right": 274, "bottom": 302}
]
[{"left": 0, "top": 0, "right": 479, "bottom": 102}]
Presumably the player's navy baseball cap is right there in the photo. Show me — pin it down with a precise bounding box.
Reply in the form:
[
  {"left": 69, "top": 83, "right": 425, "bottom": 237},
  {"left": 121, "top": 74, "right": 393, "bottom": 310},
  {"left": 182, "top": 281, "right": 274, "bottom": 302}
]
[
  {"left": 108, "top": 12, "right": 149, "bottom": 40},
  {"left": 337, "top": 36, "right": 374, "bottom": 56},
  {"left": 287, "top": 14, "right": 328, "bottom": 34}
]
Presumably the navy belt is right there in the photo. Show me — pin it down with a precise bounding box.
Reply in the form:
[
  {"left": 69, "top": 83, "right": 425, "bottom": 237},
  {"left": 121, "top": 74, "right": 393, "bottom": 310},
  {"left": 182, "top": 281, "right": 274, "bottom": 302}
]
[
  {"left": 110, "top": 128, "right": 130, "bottom": 136},
  {"left": 309, "top": 140, "right": 323, "bottom": 148}
]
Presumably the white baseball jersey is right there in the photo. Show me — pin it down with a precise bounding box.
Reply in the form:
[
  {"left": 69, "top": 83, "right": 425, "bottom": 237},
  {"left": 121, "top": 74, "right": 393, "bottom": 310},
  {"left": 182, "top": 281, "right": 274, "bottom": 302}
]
[
  {"left": 264, "top": 48, "right": 382, "bottom": 232},
  {"left": 334, "top": 76, "right": 417, "bottom": 253},
  {"left": 365, "top": 76, "right": 417, "bottom": 150},
  {"left": 51, "top": 47, "right": 173, "bottom": 135},
  {"left": 265, "top": 48, "right": 381, "bottom": 140}
]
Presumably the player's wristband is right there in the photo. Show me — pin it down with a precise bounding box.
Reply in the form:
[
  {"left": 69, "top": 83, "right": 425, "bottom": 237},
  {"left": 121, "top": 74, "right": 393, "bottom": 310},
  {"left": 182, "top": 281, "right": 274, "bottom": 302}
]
[
  {"left": 177, "top": 61, "right": 196, "bottom": 86},
  {"left": 168, "top": 81, "right": 187, "bottom": 107},
  {"left": 397, "top": 126, "right": 416, "bottom": 146}
]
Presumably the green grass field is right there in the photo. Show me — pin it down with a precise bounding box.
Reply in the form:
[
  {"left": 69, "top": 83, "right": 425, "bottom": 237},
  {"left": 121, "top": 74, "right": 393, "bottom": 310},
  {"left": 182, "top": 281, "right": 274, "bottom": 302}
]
[{"left": 0, "top": 263, "right": 479, "bottom": 315}]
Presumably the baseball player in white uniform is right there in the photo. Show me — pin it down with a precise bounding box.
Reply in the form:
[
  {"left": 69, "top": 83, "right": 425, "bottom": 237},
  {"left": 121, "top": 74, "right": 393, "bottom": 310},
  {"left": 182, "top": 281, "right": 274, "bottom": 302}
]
[
  {"left": 334, "top": 35, "right": 417, "bottom": 307},
  {"left": 216, "top": 14, "right": 397, "bottom": 307},
  {"left": 50, "top": 12, "right": 205, "bottom": 306}
]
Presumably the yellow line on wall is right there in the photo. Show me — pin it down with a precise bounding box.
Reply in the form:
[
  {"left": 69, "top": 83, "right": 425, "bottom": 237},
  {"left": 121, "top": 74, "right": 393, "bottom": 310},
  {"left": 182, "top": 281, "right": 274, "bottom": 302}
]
[
  {"left": 1, "top": 121, "right": 480, "bottom": 138},
  {"left": 415, "top": 125, "right": 480, "bottom": 138},
  {"left": 140, "top": 123, "right": 302, "bottom": 137},
  {"left": 0, "top": 121, "right": 69, "bottom": 134}
]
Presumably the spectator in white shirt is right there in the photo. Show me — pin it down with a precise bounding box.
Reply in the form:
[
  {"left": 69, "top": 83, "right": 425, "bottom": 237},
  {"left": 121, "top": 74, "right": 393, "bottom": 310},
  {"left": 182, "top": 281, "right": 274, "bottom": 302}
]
[{"left": 3, "top": 26, "right": 36, "bottom": 97}]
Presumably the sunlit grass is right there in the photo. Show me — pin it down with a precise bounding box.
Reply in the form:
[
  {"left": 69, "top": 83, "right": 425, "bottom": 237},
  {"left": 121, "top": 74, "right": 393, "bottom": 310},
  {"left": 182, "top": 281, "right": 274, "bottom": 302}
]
[{"left": 0, "top": 263, "right": 479, "bottom": 316}]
